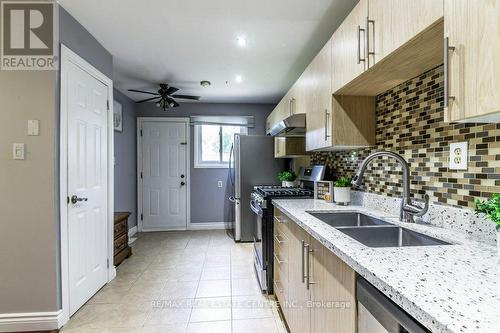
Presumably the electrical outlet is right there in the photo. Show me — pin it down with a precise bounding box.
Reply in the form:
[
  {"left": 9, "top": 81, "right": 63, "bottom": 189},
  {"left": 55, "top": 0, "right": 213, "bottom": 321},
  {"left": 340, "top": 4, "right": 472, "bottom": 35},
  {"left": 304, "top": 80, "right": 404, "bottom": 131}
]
[
  {"left": 218, "top": 181, "right": 223, "bottom": 188},
  {"left": 449, "top": 141, "right": 468, "bottom": 170},
  {"left": 28, "top": 120, "right": 40, "bottom": 136}
]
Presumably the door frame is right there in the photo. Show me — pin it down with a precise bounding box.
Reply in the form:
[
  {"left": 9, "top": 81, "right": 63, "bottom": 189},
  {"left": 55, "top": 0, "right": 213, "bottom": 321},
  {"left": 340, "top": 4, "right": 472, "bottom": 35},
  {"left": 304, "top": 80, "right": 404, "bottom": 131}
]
[
  {"left": 59, "top": 44, "right": 115, "bottom": 326},
  {"left": 137, "top": 117, "right": 191, "bottom": 232}
]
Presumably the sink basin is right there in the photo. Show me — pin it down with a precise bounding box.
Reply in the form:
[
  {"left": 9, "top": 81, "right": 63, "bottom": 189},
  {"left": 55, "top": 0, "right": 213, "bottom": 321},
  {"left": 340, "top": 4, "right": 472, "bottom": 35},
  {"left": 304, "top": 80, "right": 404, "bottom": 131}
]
[
  {"left": 337, "top": 226, "right": 451, "bottom": 247},
  {"left": 308, "top": 212, "right": 393, "bottom": 228}
]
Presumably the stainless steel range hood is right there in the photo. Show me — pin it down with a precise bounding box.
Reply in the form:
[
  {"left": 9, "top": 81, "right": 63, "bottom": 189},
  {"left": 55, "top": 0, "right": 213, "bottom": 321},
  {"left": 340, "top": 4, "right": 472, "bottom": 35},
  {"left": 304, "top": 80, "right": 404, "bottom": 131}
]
[{"left": 268, "top": 113, "right": 306, "bottom": 137}]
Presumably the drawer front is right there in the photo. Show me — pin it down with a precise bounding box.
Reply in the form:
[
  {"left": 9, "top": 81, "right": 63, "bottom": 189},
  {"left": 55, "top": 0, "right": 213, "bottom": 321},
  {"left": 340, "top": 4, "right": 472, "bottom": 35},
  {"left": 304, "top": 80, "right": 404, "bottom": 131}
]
[
  {"left": 114, "top": 233, "right": 128, "bottom": 253},
  {"left": 274, "top": 209, "right": 292, "bottom": 236},
  {"left": 114, "top": 219, "right": 128, "bottom": 238}
]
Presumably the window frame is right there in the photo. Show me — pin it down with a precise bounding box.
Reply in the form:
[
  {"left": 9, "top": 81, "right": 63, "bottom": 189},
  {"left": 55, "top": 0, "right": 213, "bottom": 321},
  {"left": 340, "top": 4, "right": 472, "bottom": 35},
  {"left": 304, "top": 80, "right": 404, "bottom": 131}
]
[{"left": 194, "top": 124, "right": 248, "bottom": 168}]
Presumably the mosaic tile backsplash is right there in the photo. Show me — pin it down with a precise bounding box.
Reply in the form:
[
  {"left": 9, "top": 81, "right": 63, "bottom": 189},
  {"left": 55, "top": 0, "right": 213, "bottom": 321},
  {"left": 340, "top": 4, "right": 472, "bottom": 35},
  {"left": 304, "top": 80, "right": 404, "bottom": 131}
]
[{"left": 312, "top": 65, "right": 500, "bottom": 209}]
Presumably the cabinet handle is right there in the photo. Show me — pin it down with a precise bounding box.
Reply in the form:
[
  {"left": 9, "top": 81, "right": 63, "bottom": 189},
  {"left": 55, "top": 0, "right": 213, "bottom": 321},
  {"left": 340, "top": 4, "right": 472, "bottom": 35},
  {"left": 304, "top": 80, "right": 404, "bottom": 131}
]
[
  {"left": 305, "top": 244, "right": 315, "bottom": 290},
  {"left": 357, "top": 25, "right": 366, "bottom": 64},
  {"left": 444, "top": 37, "right": 456, "bottom": 108},
  {"left": 301, "top": 240, "right": 305, "bottom": 283},
  {"left": 274, "top": 253, "right": 286, "bottom": 265},
  {"left": 366, "top": 17, "right": 375, "bottom": 67},
  {"left": 324, "top": 109, "right": 330, "bottom": 141},
  {"left": 274, "top": 234, "right": 286, "bottom": 244},
  {"left": 274, "top": 216, "right": 286, "bottom": 224},
  {"left": 289, "top": 98, "right": 293, "bottom": 116}
]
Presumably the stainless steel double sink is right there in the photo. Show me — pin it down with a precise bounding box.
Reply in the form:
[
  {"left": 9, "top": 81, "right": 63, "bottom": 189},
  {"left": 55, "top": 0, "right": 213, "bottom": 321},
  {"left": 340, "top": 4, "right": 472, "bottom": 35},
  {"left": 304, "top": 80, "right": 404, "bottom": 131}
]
[{"left": 307, "top": 212, "right": 451, "bottom": 248}]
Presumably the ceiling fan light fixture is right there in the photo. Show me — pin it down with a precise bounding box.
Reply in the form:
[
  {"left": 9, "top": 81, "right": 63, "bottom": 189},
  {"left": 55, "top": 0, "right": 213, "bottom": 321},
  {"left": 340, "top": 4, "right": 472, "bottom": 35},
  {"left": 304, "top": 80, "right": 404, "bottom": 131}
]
[
  {"left": 200, "top": 80, "right": 211, "bottom": 87},
  {"left": 237, "top": 36, "right": 247, "bottom": 47}
]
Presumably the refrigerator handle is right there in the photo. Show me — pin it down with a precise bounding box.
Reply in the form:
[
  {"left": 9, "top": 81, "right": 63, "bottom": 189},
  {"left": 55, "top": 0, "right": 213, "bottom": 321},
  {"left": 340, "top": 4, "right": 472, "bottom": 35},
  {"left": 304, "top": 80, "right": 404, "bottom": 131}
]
[{"left": 228, "top": 144, "right": 234, "bottom": 186}]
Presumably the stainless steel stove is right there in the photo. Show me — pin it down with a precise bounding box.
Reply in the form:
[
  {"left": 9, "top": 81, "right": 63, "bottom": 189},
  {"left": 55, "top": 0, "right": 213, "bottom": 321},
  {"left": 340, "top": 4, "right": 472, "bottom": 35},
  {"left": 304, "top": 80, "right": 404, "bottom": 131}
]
[
  {"left": 250, "top": 166, "right": 326, "bottom": 293},
  {"left": 254, "top": 186, "right": 314, "bottom": 198}
]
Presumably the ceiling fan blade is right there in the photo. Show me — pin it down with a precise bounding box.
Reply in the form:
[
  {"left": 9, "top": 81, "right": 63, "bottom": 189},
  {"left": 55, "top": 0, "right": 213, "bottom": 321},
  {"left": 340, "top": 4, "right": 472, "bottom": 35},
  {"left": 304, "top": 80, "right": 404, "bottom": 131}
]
[
  {"left": 128, "top": 89, "right": 159, "bottom": 96},
  {"left": 171, "top": 94, "right": 200, "bottom": 100},
  {"left": 136, "top": 96, "right": 159, "bottom": 103},
  {"left": 166, "top": 86, "right": 179, "bottom": 95}
]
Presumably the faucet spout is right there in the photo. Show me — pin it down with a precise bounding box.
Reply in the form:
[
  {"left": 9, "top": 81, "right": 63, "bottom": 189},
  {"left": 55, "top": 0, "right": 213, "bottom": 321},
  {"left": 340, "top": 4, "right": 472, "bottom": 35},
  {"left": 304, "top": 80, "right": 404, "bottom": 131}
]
[{"left": 351, "top": 151, "right": 429, "bottom": 222}]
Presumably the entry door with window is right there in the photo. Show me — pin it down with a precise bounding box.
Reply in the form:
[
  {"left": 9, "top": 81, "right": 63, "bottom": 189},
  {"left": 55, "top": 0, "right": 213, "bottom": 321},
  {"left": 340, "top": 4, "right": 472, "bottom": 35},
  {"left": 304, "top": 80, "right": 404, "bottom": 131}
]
[
  {"left": 66, "top": 60, "right": 109, "bottom": 315},
  {"left": 141, "top": 120, "right": 188, "bottom": 231}
]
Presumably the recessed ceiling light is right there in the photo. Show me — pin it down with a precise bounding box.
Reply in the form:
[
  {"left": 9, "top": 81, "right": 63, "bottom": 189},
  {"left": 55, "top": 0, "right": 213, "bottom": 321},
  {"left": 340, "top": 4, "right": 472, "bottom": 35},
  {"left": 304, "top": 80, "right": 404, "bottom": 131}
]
[
  {"left": 235, "top": 75, "right": 243, "bottom": 83},
  {"left": 237, "top": 36, "right": 247, "bottom": 47},
  {"left": 200, "top": 80, "right": 211, "bottom": 87}
]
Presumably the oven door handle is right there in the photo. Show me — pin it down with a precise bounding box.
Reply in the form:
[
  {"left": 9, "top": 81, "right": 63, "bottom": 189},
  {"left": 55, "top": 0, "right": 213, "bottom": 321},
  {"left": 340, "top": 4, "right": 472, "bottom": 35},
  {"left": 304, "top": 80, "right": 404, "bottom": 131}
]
[{"left": 250, "top": 200, "right": 263, "bottom": 217}]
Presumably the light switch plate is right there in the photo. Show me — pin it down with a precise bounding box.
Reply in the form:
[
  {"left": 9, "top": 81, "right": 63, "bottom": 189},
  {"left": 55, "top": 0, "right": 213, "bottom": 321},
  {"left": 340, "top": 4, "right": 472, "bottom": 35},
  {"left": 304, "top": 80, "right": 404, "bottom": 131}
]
[
  {"left": 218, "top": 181, "right": 223, "bottom": 188},
  {"left": 13, "top": 143, "right": 25, "bottom": 160},
  {"left": 449, "top": 141, "right": 468, "bottom": 170},
  {"left": 28, "top": 120, "right": 40, "bottom": 136}
]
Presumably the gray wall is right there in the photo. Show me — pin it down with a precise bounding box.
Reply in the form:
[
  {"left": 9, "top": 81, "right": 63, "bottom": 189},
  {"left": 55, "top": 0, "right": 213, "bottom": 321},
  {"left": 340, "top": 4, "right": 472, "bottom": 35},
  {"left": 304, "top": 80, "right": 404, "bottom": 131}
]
[
  {"left": 113, "top": 89, "right": 138, "bottom": 228},
  {"left": 59, "top": 7, "right": 113, "bottom": 78},
  {"left": 60, "top": 6, "right": 137, "bottom": 229},
  {"left": 137, "top": 102, "right": 274, "bottom": 223}
]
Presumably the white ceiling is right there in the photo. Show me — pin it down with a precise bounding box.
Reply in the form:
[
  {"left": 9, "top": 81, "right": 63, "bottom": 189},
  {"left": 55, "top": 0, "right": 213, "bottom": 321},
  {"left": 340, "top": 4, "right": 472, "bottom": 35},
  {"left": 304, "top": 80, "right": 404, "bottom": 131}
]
[{"left": 58, "top": 0, "right": 357, "bottom": 104}]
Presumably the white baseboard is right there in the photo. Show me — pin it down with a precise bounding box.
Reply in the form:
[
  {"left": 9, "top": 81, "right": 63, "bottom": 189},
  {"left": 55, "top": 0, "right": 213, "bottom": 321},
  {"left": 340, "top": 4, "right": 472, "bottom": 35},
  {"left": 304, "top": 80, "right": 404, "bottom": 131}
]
[
  {"left": 128, "top": 225, "right": 138, "bottom": 238},
  {"left": 0, "top": 310, "right": 63, "bottom": 332},
  {"left": 189, "top": 222, "right": 231, "bottom": 230}
]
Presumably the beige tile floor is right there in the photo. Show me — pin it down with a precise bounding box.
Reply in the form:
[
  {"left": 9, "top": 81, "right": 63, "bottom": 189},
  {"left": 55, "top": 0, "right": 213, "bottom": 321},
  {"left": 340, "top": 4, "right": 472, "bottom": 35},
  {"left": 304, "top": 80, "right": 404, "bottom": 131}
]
[{"left": 61, "top": 230, "right": 288, "bottom": 333}]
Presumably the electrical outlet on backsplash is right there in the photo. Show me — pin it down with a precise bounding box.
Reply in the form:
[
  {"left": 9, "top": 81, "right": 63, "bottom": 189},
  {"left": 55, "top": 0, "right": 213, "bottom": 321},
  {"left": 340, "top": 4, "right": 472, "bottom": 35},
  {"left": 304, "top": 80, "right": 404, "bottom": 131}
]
[{"left": 311, "top": 65, "right": 499, "bottom": 243}]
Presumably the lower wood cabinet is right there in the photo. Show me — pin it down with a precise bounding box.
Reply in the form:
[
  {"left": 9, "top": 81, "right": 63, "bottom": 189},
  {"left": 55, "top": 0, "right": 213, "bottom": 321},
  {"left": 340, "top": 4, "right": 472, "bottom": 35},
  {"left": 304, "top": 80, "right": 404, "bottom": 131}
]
[{"left": 274, "top": 207, "right": 356, "bottom": 333}]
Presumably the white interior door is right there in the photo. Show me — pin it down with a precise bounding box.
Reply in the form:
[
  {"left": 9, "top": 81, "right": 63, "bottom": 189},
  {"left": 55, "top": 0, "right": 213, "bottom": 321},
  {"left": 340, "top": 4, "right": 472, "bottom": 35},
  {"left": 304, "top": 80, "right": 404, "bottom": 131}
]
[
  {"left": 141, "top": 121, "right": 188, "bottom": 231},
  {"left": 67, "top": 60, "right": 109, "bottom": 315}
]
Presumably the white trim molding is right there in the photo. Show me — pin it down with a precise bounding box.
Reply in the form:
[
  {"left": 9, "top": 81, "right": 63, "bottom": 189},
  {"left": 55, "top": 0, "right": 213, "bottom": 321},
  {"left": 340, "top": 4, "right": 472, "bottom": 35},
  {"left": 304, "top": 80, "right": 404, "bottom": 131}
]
[
  {"left": 189, "top": 222, "right": 231, "bottom": 230},
  {"left": 0, "top": 310, "right": 63, "bottom": 332},
  {"left": 128, "top": 225, "right": 138, "bottom": 238},
  {"left": 59, "top": 44, "right": 115, "bottom": 327}
]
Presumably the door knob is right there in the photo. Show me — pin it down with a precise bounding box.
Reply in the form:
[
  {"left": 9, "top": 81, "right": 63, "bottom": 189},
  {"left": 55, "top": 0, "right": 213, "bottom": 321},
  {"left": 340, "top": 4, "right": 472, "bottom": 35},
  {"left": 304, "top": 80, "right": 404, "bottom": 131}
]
[
  {"left": 180, "top": 181, "right": 186, "bottom": 186},
  {"left": 70, "top": 195, "right": 88, "bottom": 204}
]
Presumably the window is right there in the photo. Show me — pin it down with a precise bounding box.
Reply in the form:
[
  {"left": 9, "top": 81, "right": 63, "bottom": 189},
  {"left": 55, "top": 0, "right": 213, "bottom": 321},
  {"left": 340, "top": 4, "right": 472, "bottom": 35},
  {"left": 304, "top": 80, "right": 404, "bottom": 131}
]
[{"left": 194, "top": 124, "right": 247, "bottom": 168}]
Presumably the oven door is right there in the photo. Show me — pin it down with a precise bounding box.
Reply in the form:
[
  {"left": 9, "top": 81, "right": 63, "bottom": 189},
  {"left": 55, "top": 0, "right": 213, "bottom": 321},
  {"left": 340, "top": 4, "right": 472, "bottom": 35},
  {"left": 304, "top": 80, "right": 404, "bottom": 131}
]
[{"left": 250, "top": 198, "right": 266, "bottom": 291}]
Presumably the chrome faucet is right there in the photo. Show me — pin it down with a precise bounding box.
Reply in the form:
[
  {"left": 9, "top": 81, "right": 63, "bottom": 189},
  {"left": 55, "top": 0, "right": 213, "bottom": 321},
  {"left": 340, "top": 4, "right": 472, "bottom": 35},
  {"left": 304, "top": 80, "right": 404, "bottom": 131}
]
[{"left": 351, "top": 151, "right": 429, "bottom": 223}]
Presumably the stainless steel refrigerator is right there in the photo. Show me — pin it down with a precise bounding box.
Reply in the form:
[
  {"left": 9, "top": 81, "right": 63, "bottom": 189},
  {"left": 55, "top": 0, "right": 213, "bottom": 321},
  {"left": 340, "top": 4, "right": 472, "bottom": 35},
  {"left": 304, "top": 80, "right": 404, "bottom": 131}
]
[{"left": 228, "top": 134, "right": 284, "bottom": 241}]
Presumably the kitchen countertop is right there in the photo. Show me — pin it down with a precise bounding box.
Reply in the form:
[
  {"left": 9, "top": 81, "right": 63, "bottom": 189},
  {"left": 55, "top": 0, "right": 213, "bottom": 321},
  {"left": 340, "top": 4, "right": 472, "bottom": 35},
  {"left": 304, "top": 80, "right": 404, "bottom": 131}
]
[{"left": 272, "top": 199, "right": 500, "bottom": 333}]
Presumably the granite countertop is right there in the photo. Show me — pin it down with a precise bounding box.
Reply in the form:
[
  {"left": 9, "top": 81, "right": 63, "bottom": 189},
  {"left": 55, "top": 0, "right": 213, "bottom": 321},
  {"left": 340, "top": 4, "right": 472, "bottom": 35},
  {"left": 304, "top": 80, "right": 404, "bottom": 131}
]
[{"left": 272, "top": 199, "right": 500, "bottom": 333}]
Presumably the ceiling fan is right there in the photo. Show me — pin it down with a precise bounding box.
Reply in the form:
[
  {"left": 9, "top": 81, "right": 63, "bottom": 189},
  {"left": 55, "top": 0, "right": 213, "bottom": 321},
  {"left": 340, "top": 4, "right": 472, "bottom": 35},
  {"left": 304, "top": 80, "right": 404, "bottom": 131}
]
[{"left": 129, "top": 83, "right": 200, "bottom": 110}]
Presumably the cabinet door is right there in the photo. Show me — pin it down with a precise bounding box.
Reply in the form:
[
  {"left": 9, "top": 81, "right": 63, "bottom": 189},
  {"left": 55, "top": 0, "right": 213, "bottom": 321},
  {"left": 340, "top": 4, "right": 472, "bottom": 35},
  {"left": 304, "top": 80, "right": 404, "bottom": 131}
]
[
  {"left": 331, "top": 0, "right": 368, "bottom": 93},
  {"left": 306, "top": 38, "right": 333, "bottom": 151},
  {"left": 287, "top": 222, "right": 310, "bottom": 333},
  {"left": 309, "top": 237, "right": 356, "bottom": 333},
  {"left": 292, "top": 71, "right": 309, "bottom": 115},
  {"left": 368, "top": 0, "right": 443, "bottom": 67},
  {"left": 266, "top": 98, "right": 289, "bottom": 134},
  {"left": 274, "top": 137, "right": 285, "bottom": 158},
  {"left": 274, "top": 215, "right": 291, "bottom": 319},
  {"left": 445, "top": 0, "right": 500, "bottom": 121}
]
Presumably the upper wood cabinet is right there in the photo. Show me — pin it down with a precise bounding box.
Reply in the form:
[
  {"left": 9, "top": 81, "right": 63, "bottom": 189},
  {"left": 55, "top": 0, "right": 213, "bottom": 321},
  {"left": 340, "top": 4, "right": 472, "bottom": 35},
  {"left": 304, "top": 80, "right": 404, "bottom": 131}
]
[
  {"left": 274, "top": 137, "right": 308, "bottom": 158},
  {"left": 331, "top": 0, "right": 368, "bottom": 93},
  {"left": 444, "top": 0, "right": 500, "bottom": 122},
  {"left": 367, "top": 0, "right": 444, "bottom": 67},
  {"left": 333, "top": 0, "right": 444, "bottom": 95},
  {"left": 306, "top": 38, "right": 333, "bottom": 151},
  {"left": 266, "top": 99, "right": 288, "bottom": 134}
]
